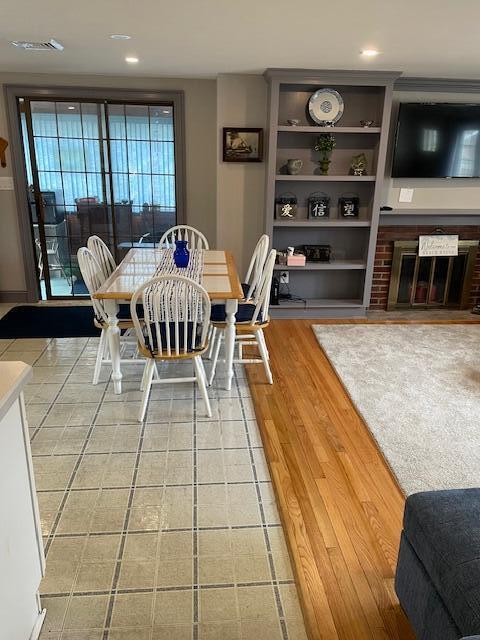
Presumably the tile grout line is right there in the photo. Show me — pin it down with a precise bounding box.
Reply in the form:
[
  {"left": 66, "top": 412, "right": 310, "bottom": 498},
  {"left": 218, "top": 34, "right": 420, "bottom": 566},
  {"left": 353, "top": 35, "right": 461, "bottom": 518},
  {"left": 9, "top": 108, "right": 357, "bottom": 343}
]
[
  {"left": 102, "top": 411, "right": 148, "bottom": 637},
  {"left": 44, "top": 521, "right": 283, "bottom": 540},
  {"left": 32, "top": 444, "right": 263, "bottom": 457},
  {"left": 42, "top": 579, "right": 297, "bottom": 599}
]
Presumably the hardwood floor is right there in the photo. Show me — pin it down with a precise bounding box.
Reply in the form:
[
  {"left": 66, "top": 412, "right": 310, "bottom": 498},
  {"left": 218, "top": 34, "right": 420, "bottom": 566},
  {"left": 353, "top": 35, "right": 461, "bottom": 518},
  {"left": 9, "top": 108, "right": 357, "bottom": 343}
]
[{"left": 245, "top": 319, "right": 450, "bottom": 640}]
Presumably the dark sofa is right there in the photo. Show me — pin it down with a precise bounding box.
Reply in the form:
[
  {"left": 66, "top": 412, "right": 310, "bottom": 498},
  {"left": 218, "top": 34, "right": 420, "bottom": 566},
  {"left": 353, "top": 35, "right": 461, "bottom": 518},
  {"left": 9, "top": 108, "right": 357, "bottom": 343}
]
[{"left": 395, "top": 489, "right": 480, "bottom": 640}]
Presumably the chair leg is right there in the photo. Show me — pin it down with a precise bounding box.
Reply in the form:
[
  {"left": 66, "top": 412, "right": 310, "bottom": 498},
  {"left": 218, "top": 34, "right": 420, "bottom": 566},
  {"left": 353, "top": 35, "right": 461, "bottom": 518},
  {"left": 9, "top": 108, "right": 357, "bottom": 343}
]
[
  {"left": 206, "top": 326, "right": 217, "bottom": 360},
  {"left": 140, "top": 362, "right": 148, "bottom": 392},
  {"left": 256, "top": 329, "right": 273, "bottom": 385},
  {"left": 194, "top": 356, "right": 212, "bottom": 418},
  {"left": 93, "top": 329, "right": 106, "bottom": 385},
  {"left": 138, "top": 360, "right": 155, "bottom": 422},
  {"left": 103, "top": 333, "right": 110, "bottom": 359},
  {"left": 208, "top": 330, "right": 223, "bottom": 386}
]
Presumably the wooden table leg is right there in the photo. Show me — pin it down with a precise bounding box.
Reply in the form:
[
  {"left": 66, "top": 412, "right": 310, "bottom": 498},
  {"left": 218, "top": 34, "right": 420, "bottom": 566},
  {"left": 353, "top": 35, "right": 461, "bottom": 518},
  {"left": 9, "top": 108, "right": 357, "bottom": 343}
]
[
  {"left": 105, "top": 300, "right": 122, "bottom": 394},
  {"left": 224, "top": 298, "right": 238, "bottom": 391}
]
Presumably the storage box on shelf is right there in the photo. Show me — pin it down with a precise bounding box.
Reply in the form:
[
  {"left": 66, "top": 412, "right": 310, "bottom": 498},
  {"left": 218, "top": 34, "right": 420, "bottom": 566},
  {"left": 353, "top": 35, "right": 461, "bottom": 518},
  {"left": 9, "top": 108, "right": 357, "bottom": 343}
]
[{"left": 264, "top": 68, "right": 400, "bottom": 318}]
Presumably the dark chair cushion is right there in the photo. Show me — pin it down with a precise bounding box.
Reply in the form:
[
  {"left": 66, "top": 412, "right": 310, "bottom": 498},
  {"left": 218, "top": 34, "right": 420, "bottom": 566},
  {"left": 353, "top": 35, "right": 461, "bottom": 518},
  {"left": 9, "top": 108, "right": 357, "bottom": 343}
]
[
  {"left": 118, "top": 303, "right": 143, "bottom": 320},
  {"left": 210, "top": 302, "right": 256, "bottom": 324},
  {"left": 403, "top": 489, "right": 480, "bottom": 637},
  {"left": 143, "top": 321, "right": 203, "bottom": 355}
]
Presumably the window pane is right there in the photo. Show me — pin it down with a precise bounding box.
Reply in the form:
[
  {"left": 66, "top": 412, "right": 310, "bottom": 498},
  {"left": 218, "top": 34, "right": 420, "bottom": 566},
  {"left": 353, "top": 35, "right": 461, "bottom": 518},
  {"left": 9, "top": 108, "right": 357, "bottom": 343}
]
[
  {"left": 84, "top": 140, "right": 101, "bottom": 172},
  {"left": 57, "top": 103, "right": 83, "bottom": 137},
  {"left": 125, "top": 105, "right": 149, "bottom": 140},
  {"left": 108, "top": 105, "right": 126, "bottom": 139},
  {"left": 59, "top": 138, "right": 85, "bottom": 172},
  {"left": 112, "top": 173, "right": 130, "bottom": 203},
  {"left": 38, "top": 171, "right": 63, "bottom": 196},
  {"left": 110, "top": 141, "right": 127, "bottom": 173},
  {"left": 34, "top": 137, "right": 60, "bottom": 171},
  {"left": 31, "top": 102, "right": 57, "bottom": 137},
  {"left": 127, "top": 141, "right": 151, "bottom": 174},
  {"left": 81, "top": 103, "right": 100, "bottom": 139},
  {"left": 150, "top": 106, "right": 174, "bottom": 141},
  {"left": 151, "top": 141, "right": 175, "bottom": 174},
  {"left": 62, "top": 172, "right": 88, "bottom": 205},
  {"left": 87, "top": 173, "right": 103, "bottom": 200},
  {"left": 129, "top": 174, "right": 152, "bottom": 206},
  {"left": 152, "top": 174, "right": 175, "bottom": 208}
]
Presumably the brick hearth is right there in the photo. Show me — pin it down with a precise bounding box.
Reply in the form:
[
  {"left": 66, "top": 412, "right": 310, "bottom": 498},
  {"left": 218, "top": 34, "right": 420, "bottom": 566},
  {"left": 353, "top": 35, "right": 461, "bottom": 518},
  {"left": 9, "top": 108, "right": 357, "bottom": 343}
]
[{"left": 370, "top": 225, "right": 480, "bottom": 310}]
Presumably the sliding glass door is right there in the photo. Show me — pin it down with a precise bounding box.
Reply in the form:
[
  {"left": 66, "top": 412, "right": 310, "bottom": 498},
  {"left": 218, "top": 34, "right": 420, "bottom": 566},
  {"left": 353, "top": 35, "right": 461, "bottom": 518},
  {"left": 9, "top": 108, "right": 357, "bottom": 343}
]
[{"left": 20, "top": 97, "right": 177, "bottom": 299}]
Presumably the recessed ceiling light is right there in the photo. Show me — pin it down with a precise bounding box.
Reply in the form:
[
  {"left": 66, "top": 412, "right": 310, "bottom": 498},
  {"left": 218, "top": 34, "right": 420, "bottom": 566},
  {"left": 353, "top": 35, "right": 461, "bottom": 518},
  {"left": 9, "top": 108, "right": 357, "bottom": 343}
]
[
  {"left": 125, "top": 56, "right": 139, "bottom": 64},
  {"left": 110, "top": 34, "right": 131, "bottom": 40},
  {"left": 67, "top": 106, "right": 75, "bottom": 110},
  {"left": 162, "top": 110, "right": 170, "bottom": 114},
  {"left": 361, "top": 48, "right": 380, "bottom": 57}
]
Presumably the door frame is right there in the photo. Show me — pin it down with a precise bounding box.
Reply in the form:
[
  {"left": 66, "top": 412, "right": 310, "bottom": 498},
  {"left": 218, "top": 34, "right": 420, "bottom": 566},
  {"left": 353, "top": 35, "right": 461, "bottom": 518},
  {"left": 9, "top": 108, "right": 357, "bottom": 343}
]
[{"left": 4, "top": 84, "right": 186, "bottom": 302}]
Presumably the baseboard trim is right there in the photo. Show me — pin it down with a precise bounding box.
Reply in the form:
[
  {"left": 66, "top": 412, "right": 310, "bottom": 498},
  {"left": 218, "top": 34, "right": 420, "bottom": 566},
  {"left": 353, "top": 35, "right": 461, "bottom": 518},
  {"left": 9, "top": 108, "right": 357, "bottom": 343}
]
[{"left": 0, "top": 290, "right": 29, "bottom": 303}]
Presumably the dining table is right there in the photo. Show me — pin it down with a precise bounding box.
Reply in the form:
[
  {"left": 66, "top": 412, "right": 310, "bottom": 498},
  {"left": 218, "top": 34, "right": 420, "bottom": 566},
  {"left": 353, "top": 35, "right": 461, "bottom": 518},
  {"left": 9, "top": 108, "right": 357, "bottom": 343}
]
[{"left": 93, "top": 247, "right": 244, "bottom": 394}]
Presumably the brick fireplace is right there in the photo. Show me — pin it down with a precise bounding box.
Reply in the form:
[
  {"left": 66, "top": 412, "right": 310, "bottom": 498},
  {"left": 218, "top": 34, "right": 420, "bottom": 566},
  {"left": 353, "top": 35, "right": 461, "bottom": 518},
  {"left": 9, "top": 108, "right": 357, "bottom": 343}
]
[{"left": 370, "top": 225, "right": 480, "bottom": 310}]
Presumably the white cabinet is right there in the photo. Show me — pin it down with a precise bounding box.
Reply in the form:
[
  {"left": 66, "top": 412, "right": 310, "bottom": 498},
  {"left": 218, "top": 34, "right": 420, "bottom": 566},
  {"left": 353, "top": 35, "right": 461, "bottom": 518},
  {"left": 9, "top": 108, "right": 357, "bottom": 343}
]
[{"left": 0, "top": 363, "right": 45, "bottom": 640}]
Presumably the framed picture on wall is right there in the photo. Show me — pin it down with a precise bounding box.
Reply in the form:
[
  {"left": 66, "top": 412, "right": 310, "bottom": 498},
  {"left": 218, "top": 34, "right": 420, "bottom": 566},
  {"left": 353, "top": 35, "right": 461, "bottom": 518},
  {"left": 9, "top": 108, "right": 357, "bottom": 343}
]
[{"left": 223, "top": 128, "right": 263, "bottom": 162}]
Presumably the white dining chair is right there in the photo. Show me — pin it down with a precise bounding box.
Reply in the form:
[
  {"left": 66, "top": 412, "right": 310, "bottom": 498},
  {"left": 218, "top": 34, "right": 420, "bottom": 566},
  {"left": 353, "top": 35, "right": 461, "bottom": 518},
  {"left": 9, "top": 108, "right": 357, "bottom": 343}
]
[
  {"left": 77, "top": 247, "right": 141, "bottom": 385},
  {"left": 208, "top": 249, "right": 276, "bottom": 386},
  {"left": 130, "top": 274, "right": 212, "bottom": 422},
  {"left": 206, "top": 234, "right": 270, "bottom": 360},
  {"left": 87, "top": 235, "right": 116, "bottom": 280},
  {"left": 159, "top": 225, "right": 210, "bottom": 250},
  {"left": 242, "top": 234, "right": 270, "bottom": 300}
]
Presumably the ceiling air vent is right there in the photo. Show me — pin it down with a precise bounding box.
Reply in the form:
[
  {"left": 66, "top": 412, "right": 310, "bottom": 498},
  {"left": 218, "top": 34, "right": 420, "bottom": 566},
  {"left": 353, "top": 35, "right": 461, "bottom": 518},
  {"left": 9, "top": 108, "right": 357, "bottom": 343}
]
[{"left": 10, "top": 39, "right": 64, "bottom": 51}]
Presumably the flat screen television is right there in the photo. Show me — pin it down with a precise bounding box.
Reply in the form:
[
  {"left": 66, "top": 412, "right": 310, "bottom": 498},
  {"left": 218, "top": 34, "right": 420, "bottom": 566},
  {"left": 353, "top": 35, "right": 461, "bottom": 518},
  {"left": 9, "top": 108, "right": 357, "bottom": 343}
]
[{"left": 392, "top": 103, "right": 480, "bottom": 178}]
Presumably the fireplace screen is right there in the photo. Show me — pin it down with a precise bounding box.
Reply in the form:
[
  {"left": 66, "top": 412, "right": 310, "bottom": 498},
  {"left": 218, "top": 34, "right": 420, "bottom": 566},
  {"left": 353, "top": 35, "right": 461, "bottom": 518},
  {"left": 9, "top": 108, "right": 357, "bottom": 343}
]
[{"left": 387, "top": 240, "right": 479, "bottom": 310}]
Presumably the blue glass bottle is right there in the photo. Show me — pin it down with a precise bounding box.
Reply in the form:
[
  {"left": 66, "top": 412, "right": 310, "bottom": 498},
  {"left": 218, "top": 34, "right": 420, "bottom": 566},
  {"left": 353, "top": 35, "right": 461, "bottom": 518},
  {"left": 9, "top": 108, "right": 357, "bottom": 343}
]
[{"left": 173, "top": 239, "right": 190, "bottom": 268}]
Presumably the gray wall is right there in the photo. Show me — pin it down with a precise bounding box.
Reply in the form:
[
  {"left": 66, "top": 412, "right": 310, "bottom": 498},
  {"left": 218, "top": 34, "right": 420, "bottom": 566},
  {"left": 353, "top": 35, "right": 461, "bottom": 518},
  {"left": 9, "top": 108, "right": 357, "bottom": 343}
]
[
  {"left": 216, "top": 74, "right": 267, "bottom": 274},
  {"left": 0, "top": 71, "right": 217, "bottom": 298}
]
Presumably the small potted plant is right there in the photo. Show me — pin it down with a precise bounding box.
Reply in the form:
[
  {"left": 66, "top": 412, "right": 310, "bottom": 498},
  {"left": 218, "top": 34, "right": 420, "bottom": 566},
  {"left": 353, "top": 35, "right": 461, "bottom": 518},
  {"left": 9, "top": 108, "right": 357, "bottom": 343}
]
[{"left": 314, "top": 133, "right": 336, "bottom": 175}]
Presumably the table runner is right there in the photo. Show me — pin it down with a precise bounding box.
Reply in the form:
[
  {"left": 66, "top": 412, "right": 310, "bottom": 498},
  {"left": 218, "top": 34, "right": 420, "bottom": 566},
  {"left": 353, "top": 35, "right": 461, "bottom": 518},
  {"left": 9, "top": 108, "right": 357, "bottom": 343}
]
[
  {"left": 153, "top": 248, "right": 204, "bottom": 283},
  {"left": 144, "top": 248, "right": 206, "bottom": 323}
]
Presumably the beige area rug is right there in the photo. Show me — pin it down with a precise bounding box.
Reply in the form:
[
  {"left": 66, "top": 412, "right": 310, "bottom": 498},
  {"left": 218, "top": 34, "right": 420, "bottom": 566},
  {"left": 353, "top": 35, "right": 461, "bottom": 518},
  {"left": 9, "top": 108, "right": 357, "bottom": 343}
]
[{"left": 312, "top": 324, "right": 480, "bottom": 495}]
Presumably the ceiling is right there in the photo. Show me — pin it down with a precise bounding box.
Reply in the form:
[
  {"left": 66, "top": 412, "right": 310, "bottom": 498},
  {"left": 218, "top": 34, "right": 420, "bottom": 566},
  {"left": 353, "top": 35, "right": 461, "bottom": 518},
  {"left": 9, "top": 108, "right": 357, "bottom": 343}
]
[{"left": 1, "top": 0, "right": 480, "bottom": 79}]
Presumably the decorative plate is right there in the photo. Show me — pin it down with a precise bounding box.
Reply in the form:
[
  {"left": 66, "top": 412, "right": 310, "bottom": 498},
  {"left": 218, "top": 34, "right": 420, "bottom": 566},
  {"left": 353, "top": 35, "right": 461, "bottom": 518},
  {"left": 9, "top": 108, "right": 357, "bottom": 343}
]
[{"left": 308, "top": 88, "right": 344, "bottom": 126}]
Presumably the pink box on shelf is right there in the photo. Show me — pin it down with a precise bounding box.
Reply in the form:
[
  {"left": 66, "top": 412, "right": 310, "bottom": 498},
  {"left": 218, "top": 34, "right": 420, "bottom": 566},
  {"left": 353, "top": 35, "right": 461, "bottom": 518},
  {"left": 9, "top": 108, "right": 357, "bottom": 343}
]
[{"left": 287, "top": 254, "right": 306, "bottom": 267}]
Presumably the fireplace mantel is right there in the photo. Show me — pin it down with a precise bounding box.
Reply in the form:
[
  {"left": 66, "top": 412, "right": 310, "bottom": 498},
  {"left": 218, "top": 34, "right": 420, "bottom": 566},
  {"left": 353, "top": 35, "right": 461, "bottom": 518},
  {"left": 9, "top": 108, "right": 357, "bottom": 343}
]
[{"left": 379, "top": 209, "right": 480, "bottom": 226}]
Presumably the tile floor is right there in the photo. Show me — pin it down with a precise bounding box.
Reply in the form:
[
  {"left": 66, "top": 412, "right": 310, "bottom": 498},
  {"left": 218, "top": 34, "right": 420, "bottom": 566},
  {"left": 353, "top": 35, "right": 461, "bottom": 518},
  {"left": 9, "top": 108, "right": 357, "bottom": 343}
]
[{"left": 0, "top": 334, "right": 307, "bottom": 640}]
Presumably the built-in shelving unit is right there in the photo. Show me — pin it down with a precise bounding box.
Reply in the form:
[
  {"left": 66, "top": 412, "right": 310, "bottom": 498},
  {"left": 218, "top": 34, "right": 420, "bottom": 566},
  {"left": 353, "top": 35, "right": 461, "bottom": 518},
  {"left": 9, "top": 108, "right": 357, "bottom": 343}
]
[{"left": 264, "top": 68, "right": 400, "bottom": 318}]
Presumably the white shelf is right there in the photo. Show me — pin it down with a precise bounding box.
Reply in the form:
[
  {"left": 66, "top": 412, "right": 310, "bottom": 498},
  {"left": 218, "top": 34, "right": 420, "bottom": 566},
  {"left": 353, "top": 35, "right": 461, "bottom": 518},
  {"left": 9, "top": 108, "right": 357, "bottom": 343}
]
[
  {"left": 274, "top": 260, "right": 367, "bottom": 271},
  {"left": 277, "top": 125, "right": 381, "bottom": 134},
  {"left": 273, "top": 219, "right": 371, "bottom": 227},
  {"left": 276, "top": 175, "right": 376, "bottom": 182}
]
